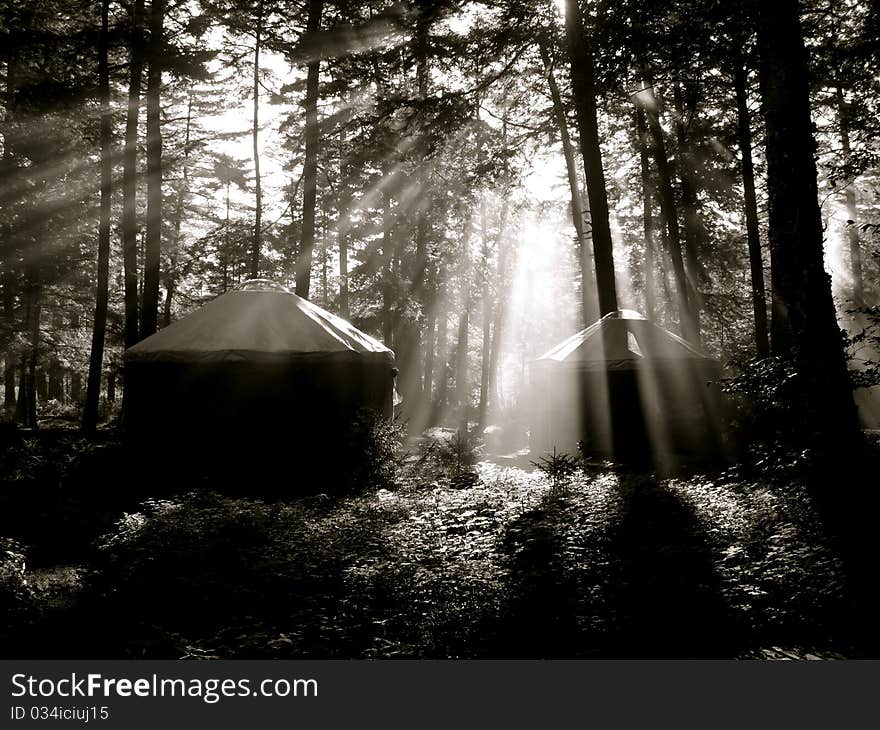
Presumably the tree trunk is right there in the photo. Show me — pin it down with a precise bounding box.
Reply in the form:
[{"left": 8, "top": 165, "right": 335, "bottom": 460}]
[
  {"left": 455, "top": 217, "right": 473, "bottom": 438},
  {"left": 835, "top": 84, "right": 863, "bottom": 308},
  {"left": 162, "top": 270, "right": 174, "bottom": 327},
  {"left": 487, "top": 231, "right": 508, "bottom": 410},
  {"left": 422, "top": 310, "right": 436, "bottom": 409},
  {"left": 403, "top": 2, "right": 433, "bottom": 417},
  {"left": 478, "top": 285, "right": 491, "bottom": 429},
  {"left": 17, "top": 285, "right": 40, "bottom": 428},
  {"left": 122, "top": 0, "right": 144, "bottom": 349},
  {"left": 27, "top": 291, "right": 39, "bottom": 426},
  {"left": 413, "top": 20, "right": 430, "bottom": 299},
  {"left": 295, "top": 0, "right": 324, "bottom": 299},
  {"left": 3, "top": 360, "right": 14, "bottom": 416},
  {"left": 539, "top": 39, "right": 597, "bottom": 326},
  {"left": 15, "top": 361, "right": 27, "bottom": 426},
  {"left": 48, "top": 360, "right": 63, "bottom": 402},
  {"left": 562, "top": 0, "right": 618, "bottom": 316},
  {"left": 141, "top": 0, "right": 164, "bottom": 339},
  {"left": 320, "top": 212, "right": 328, "bottom": 301},
  {"left": 657, "top": 227, "right": 674, "bottom": 321},
  {"left": 371, "top": 54, "right": 395, "bottom": 346},
  {"left": 432, "top": 268, "right": 449, "bottom": 419},
  {"left": 413, "top": 2, "right": 430, "bottom": 285},
  {"left": 164, "top": 93, "right": 192, "bottom": 328},
  {"left": 477, "top": 197, "right": 491, "bottom": 429},
  {"left": 36, "top": 369, "right": 47, "bottom": 402},
  {"left": 672, "top": 80, "right": 704, "bottom": 341},
  {"left": 338, "top": 143, "right": 350, "bottom": 318},
  {"left": 83, "top": 0, "right": 113, "bottom": 436},
  {"left": 487, "top": 108, "right": 511, "bottom": 408},
  {"left": 637, "top": 75, "right": 698, "bottom": 343},
  {"left": 1, "top": 339, "right": 10, "bottom": 426},
  {"left": 223, "top": 181, "right": 230, "bottom": 292},
  {"left": 734, "top": 62, "right": 770, "bottom": 357},
  {"left": 250, "top": 4, "right": 263, "bottom": 279},
  {"left": 382, "top": 186, "right": 394, "bottom": 346},
  {"left": 2, "top": 56, "right": 18, "bottom": 414},
  {"left": 756, "top": 0, "right": 857, "bottom": 435},
  {"left": 70, "top": 371, "right": 82, "bottom": 404},
  {"left": 634, "top": 105, "right": 656, "bottom": 320}
]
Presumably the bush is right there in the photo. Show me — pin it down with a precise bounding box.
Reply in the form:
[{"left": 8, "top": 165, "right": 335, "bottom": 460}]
[
  {"left": 86, "top": 491, "right": 406, "bottom": 657},
  {"left": 98, "top": 398, "right": 123, "bottom": 430},
  {"left": 88, "top": 494, "right": 294, "bottom": 654},
  {"left": 530, "top": 448, "right": 579, "bottom": 491},
  {"left": 413, "top": 430, "right": 482, "bottom": 485},
  {"left": 720, "top": 357, "right": 800, "bottom": 443},
  {"left": 0, "top": 538, "right": 35, "bottom": 642},
  {"left": 0, "top": 435, "right": 139, "bottom": 565},
  {"left": 38, "top": 399, "right": 81, "bottom": 421},
  {"left": 437, "top": 432, "right": 480, "bottom": 477},
  {"left": 337, "top": 409, "right": 407, "bottom": 493},
  {"left": 845, "top": 305, "right": 880, "bottom": 389}
]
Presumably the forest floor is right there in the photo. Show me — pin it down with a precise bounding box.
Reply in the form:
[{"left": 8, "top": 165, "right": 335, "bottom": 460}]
[{"left": 0, "top": 428, "right": 873, "bottom": 659}]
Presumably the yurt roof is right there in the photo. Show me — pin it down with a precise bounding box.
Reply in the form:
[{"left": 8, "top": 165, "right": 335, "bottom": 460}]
[
  {"left": 534, "top": 310, "right": 713, "bottom": 370},
  {"left": 125, "top": 280, "right": 394, "bottom": 365}
]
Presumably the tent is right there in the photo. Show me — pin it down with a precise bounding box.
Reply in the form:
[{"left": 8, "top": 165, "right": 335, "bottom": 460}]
[
  {"left": 529, "top": 310, "right": 724, "bottom": 462},
  {"left": 123, "top": 280, "right": 396, "bottom": 457}
]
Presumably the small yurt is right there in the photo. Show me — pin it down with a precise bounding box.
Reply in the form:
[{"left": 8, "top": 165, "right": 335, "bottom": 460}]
[
  {"left": 123, "top": 280, "right": 396, "bottom": 457},
  {"left": 529, "top": 310, "right": 724, "bottom": 462}
]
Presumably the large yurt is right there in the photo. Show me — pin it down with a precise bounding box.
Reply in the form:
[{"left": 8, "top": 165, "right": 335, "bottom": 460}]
[
  {"left": 123, "top": 280, "right": 396, "bottom": 457},
  {"left": 529, "top": 310, "right": 724, "bottom": 463}
]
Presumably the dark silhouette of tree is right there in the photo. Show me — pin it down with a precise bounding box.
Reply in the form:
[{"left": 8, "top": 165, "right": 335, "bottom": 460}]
[
  {"left": 140, "top": 0, "right": 165, "bottom": 339},
  {"left": 755, "top": 0, "right": 858, "bottom": 438},
  {"left": 562, "top": 0, "right": 617, "bottom": 316},
  {"left": 83, "top": 0, "right": 114, "bottom": 436},
  {"left": 733, "top": 59, "right": 770, "bottom": 358},
  {"left": 121, "top": 0, "right": 145, "bottom": 349},
  {"left": 539, "top": 35, "right": 597, "bottom": 326},
  {"left": 295, "top": 0, "right": 325, "bottom": 299}
]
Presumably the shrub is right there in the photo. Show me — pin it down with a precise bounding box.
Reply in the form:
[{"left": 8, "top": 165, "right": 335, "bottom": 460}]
[
  {"left": 437, "top": 432, "right": 480, "bottom": 477},
  {"left": 89, "top": 494, "right": 289, "bottom": 651},
  {"left": 0, "top": 436, "right": 139, "bottom": 565},
  {"left": 845, "top": 305, "right": 880, "bottom": 389},
  {"left": 39, "top": 399, "right": 81, "bottom": 421},
  {"left": 337, "top": 409, "right": 407, "bottom": 493},
  {"left": 0, "top": 538, "right": 35, "bottom": 642},
  {"left": 720, "top": 356, "right": 800, "bottom": 443},
  {"left": 530, "top": 448, "right": 579, "bottom": 491},
  {"left": 412, "top": 430, "right": 483, "bottom": 485},
  {"left": 86, "top": 491, "right": 406, "bottom": 657}
]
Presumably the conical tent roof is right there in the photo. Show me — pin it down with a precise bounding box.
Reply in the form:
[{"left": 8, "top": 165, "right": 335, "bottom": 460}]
[
  {"left": 125, "top": 280, "right": 394, "bottom": 364},
  {"left": 535, "top": 309, "right": 712, "bottom": 370}
]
